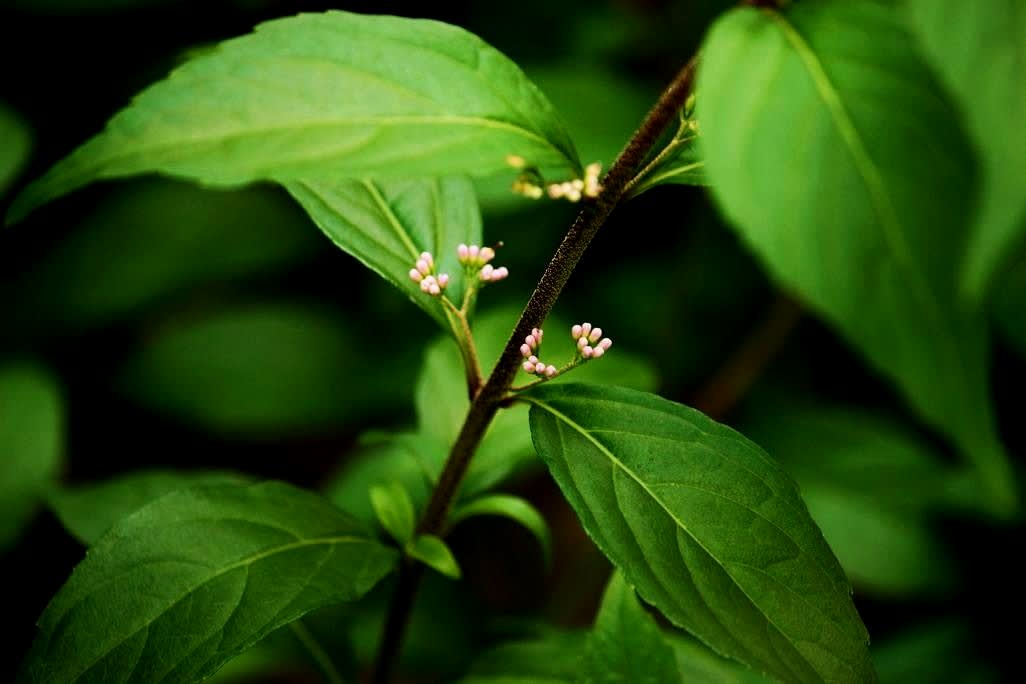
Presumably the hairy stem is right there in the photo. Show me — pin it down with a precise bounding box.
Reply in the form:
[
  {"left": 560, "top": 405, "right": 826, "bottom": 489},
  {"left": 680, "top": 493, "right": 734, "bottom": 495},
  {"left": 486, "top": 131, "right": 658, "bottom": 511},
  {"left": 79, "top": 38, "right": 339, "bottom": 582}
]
[{"left": 370, "top": 56, "right": 698, "bottom": 683}]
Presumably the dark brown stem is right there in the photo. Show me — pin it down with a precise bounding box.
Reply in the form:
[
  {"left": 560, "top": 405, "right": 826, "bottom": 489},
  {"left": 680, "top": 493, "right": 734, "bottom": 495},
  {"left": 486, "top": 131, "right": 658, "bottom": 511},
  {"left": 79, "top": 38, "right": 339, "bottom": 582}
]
[
  {"left": 370, "top": 56, "right": 698, "bottom": 683},
  {"left": 690, "top": 293, "right": 802, "bottom": 421}
]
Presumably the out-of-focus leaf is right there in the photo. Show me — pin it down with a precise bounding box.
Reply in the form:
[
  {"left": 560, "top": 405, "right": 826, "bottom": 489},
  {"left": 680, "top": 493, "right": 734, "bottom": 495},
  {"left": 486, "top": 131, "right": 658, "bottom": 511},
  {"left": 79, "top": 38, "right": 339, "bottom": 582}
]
[
  {"left": 628, "top": 141, "right": 706, "bottom": 198},
  {"left": 740, "top": 396, "right": 956, "bottom": 595},
  {"left": 117, "top": 303, "right": 412, "bottom": 437},
  {"left": 451, "top": 494, "right": 552, "bottom": 567},
  {"left": 0, "top": 102, "right": 32, "bottom": 195},
  {"left": 288, "top": 177, "right": 482, "bottom": 330},
  {"left": 416, "top": 307, "right": 658, "bottom": 497},
  {"left": 325, "top": 431, "right": 448, "bottom": 526},
  {"left": 459, "top": 629, "right": 586, "bottom": 683},
  {"left": 994, "top": 251, "right": 1026, "bottom": 357},
  {"left": 527, "top": 383, "right": 875, "bottom": 684},
  {"left": 7, "top": 180, "right": 319, "bottom": 336},
  {"left": 8, "top": 11, "right": 581, "bottom": 224},
  {"left": 48, "top": 469, "right": 251, "bottom": 546},
  {"left": 907, "top": 0, "right": 1026, "bottom": 301},
  {"left": 370, "top": 481, "right": 416, "bottom": 545},
  {"left": 699, "top": 1, "right": 1016, "bottom": 516},
  {"left": 583, "top": 572, "right": 679, "bottom": 683},
  {"left": 0, "top": 364, "right": 63, "bottom": 548},
  {"left": 873, "top": 621, "right": 995, "bottom": 684},
  {"left": 19, "top": 481, "right": 397, "bottom": 683},
  {"left": 407, "top": 534, "right": 461, "bottom": 579}
]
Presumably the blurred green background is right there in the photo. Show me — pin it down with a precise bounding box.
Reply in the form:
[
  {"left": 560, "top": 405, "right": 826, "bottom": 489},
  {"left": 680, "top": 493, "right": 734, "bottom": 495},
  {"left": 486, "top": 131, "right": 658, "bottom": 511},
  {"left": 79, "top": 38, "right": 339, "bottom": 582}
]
[{"left": 1, "top": 0, "right": 1023, "bottom": 682}]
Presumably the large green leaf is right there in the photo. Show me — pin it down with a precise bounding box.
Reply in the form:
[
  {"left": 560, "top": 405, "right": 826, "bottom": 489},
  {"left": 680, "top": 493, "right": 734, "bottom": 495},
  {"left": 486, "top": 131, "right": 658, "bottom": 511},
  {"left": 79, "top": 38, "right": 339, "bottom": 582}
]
[
  {"left": 20, "top": 481, "right": 397, "bottom": 684},
  {"left": 668, "top": 635, "right": 770, "bottom": 683},
  {"left": 0, "top": 102, "right": 32, "bottom": 195},
  {"left": 459, "top": 630, "right": 586, "bottom": 684},
  {"left": 116, "top": 303, "right": 413, "bottom": 436},
  {"left": 48, "top": 469, "right": 251, "bottom": 546},
  {"left": 5, "top": 180, "right": 319, "bottom": 337},
  {"left": 698, "top": 1, "right": 1016, "bottom": 515},
  {"left": 907, "top": 0, "right": 1026, "bottom": 300},
  {"left": 417, "top": 308, "right": 658, "bottom": 497},
  {"left": 526, "top": 383, "right": 875, "bottom": 683},
  {"left": 0, "top": 364, "right": 63, "bottom": 548},
  {"left": 583, "top": 572, "right": 679, "bottom": 683},
  {"left": 7, "top": 11, "right": 581, "bottom": 223},
  {"left": 288, "top": 176, "right": 481, "bottom": 329}
]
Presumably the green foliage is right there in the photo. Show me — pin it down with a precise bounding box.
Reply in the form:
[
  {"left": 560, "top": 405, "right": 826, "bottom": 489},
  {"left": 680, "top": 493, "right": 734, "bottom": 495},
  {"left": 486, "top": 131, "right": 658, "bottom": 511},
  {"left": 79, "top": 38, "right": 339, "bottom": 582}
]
[
  {"left": 48, "top": 469, "right": 251, "bottom": 546},
  {"left": 583, "top": 573, "right": 679, "bottom": 683},
  {"left": 0, "top": 102, "right": 31, "bottom": 195},
  {"left": 19, "top": 481, "right": 397, "bottom": 684},
  {"left": 740, "top": 396, "right": 956, "bottom": 595},
  {"left": 0, "top": 364, "right": 63, "bottom": 548},
  {"left": 907, "top": 0, "right": 1026, "bottom": 300},
  {"left": 5, "top": 180, "right": 319, "bottom": 337},
  {"left": 7, "top": 11, "right": 581, "bottom": 224},
  {"left": 460, "top": 630, "right": 586, "bottom": 683},
  {"left": 116, "top": 302, "right": 413, "bottom": 436},
  {"left": 407, "top": 534, "right": 462, "bottom": 579},
  {"left": 993, "top": 244, "right": 1026, "bottom": 358},
  {"left": 668, "top": 634, "right": 770, "bottom": 683},
  {"left": 451, "top": 494, "right": 552, "bottom": 567},
  {"left": 289, "top": 176, "right": 481, "bottom": 329},
  {"left": 526, "top": 383, "right": 875, "bottom": 683},
  {"left": 370, "top": 481, "right": 417, "bottom": 546},
  {"left": 698, "top": 0, "right": 1016, "bottom": 516}
]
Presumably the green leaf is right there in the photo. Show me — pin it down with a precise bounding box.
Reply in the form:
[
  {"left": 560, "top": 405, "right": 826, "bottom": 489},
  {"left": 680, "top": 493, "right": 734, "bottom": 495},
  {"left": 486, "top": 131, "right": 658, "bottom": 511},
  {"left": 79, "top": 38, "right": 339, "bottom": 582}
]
[
  {"left": 583, "top": 572, "right": 679, "bottom": 683},
  {"left": 451, "top": 494, "right": 553, "bottom": 567},
  {"left": 116, "top": 302, "right": 412, "bottom": 436},
  {"left": 906, "top": 0, "right": 1026, "bottom": 301},
  {"left": 417, "top": 307, "right": 658, "bottom": 497},
  {"left": 698, "top": 1, "right": 1016, "bottom": 516},
  {"left": 668, "top": 634, "right": 770, "bottom": 683},
  {"left": 873, "top": 621, "right": 994, "bottom": 684},
  {"left": 20, "top": 481, "right": 397, "bottom": 684},
  {"left": 288, "top": 176, "right": 481, "bottom": 330},
  {"left": 628, "top": 143, "right": 706, "bottom": 198},
  {"left": 326, "top": 431, "right": 448, "bottom": 526},
  {"left": 370, "top": 481, "right": 417, "bottom": 545},
  {"left": 0, "top": 102, "right": 32, "bottom": 195},
  {"left": 5, "top": 180, "right": 319, "bottom": 337},
  {"left": 406, "top": 534, "right": 461, "bottom": 579},
  {"left": 460, "top": 630, "right": 585, "bottom": 683},
  {"left": 0, "top": 364, "right": 63, "bottom": 548},
  {"left": 8, "top": 10, "right": 581, "bottom": 224},
  {"left": 48, "top": 469, "right": 252, "bottom": 546},
  {"left": 525, "top": 383, "right": 876, "bottom": 684}
]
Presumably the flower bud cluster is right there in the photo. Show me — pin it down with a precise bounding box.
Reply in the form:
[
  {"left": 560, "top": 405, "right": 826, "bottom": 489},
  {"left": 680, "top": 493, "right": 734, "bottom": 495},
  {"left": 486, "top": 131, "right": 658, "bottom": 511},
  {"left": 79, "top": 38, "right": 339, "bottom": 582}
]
[
  {"left": 572, "top": 322, "right": 612, "bottom": 359},
  {"left": 408, "top": 251, "right": 449, "bottom": 296},
  {"left": 547, "top": 163, "right": 602, "bottom": 202},
  {"left": 458, "top": 243, "right": 509, "bottom": 284},
  {"left": 520, "top": 328, "right": 557, "bottom": 377}
]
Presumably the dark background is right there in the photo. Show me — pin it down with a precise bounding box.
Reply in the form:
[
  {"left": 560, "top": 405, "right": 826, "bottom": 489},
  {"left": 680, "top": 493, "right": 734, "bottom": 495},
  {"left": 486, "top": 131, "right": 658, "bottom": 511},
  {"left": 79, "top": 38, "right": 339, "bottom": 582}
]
[{"left": 1, "top": 0, "right": 1023, "bottom": 681}]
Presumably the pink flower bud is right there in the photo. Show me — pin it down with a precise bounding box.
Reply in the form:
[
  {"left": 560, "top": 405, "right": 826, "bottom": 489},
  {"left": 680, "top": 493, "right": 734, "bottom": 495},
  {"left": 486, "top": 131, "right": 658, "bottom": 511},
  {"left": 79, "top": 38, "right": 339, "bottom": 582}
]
[
  {"left": 582, "top": 346, "right": 594, "bottom": 358},
  {"left": 589, "top": 327, "right": 602, "bottom": 343},
  {"left": 581, "top": 322, "right": 592, "bottom": 336},
  {"left": 528, "top": 355, "right": 539, "bottom": 364},
  {"left": 416, "top": 259, "right": 431, "bottom": 275},
  {"left": 534, "top": 361, "right": 547, "bottom": 374},
  {"left": 437, "top": 273, "right": 449, "bottom": 288},
  {"left": 457, "top": 244, "right": 469, "bottom": 261},
  {"left": 522, "top": 361, "right": 535, "bottom": 372},
  {"left": 429, "top": 282, "right": 441, "bottom": 296},
  {"left": 409, "top": 269, "right": 423, "bottom": 283},
  {"left": 420, "top": 251, "right": 433, "bottom": 264},
  {"left": 598, "top": 338, "right": 612, "bottom": 351},
  {"left": 480, "top": 264, "right": 494, "bottom": 281},
  {"left": 525, "top": 334, "right": 536, "bottom": 349},
  {"left": 591, "top": 346, "right": 605, "bottom": 358},
  {"left": 469, "top": 245, "right": 480, "bottom": 260},
  {"left": 571, "top": 324, "right": 583, "bottom": 339},
  {"left": 493, "top": 267, "right": 509, "bottom": 280},
  {"left": 545, "top": 365, "right": 557, "bottom": 377},
  {"left": 577, "top": 336, "right": 588, "bottom": 350},
  {"left": 532, "top": 328, "right": 543, "bottom": 341},
  {"left": 520, "top": 344, "right": 532, "bottom": 357},
  {"left": 480, "top": 247, "right": 495, "bottom": 263}
]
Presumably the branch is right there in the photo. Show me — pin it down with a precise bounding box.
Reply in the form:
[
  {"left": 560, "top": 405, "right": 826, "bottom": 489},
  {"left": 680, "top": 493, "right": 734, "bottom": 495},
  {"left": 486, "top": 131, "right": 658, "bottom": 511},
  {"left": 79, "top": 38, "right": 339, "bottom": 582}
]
[{"left": 370, "top": 56, "right": 698, "bottom": 683}]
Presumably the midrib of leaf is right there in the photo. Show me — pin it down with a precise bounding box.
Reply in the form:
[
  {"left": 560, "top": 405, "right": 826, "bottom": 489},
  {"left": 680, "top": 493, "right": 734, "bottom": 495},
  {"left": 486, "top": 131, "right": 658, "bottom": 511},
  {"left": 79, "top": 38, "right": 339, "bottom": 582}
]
[
  {"left": 361, "top": 179, "right": 420, "bottom": 260},
  {"left": 764, "top": 9, "right": 972, "bottom": 401},
  {"left": 524, "top": 396, "right": 857, "bottom": 680},
  {"left": 646, "top": 160, "right": 703, "bottom": 185},
  {"left": 65, "top": 534, "right": 368, "bottom": 680}
]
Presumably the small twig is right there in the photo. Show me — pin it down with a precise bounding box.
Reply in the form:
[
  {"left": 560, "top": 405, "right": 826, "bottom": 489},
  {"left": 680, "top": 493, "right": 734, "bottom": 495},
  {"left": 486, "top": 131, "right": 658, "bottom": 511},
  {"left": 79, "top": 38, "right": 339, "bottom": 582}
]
[
  {"left": 370, "top": 55, "right": 699, "bottom": 684},
  {"left": 690, "top": 293, "right": 803, "bottom": 421},
  {"left": 441, "top": 295, "right": 484, "bottom": 398}
]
